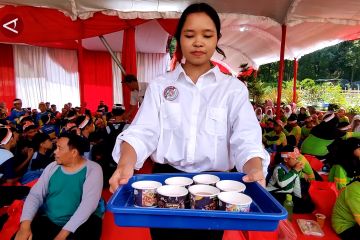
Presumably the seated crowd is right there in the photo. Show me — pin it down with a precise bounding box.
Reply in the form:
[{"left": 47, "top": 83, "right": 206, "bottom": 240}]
[
  {"left": 0, "top": 98, "right": 359, "bottom": 239},
  {"left": 257, "top": 101, "right": 360, "bottom": 239},
  {"left": 0, "top": 99, "right": 127, "bottom": 239}
]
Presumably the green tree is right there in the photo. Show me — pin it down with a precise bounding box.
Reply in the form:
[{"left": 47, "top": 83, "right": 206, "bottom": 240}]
[
  {"left": 247, "top": 78, "right": 265, "bottom": 104},
  {"left": 345, "top": 40, "right": 360, "bottom": 84}
]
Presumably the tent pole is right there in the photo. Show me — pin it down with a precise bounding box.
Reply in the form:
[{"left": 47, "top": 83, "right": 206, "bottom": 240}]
[
  {"left": 276, "top": 24, "right": 287, "bottom": 120},
  {"left": 292, "top": 57, "right": 298, "bottom": 104},
  {"left": 99, "top": 35, "right": 127, "bottom": 75},
  {"left": 77, "top": 39, "right": 85, "bottom": 104}
]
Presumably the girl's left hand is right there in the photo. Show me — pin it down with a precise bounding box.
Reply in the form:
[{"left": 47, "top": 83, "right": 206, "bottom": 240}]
[
  {"left": 242, "top": 169, "right": 266, "bottom": 187},
  {"left": 242, "top": 157, "right": 265, "bottom": 187}
]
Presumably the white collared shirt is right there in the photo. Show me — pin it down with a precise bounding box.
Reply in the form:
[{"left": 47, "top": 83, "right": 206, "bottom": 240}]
[{"left": 112, "top": 65, "right": 269, "bottom": 173}]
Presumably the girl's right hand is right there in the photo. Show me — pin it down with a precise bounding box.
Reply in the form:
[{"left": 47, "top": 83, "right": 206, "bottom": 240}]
[{"left": 109, "top": 161, "right": 135, "bottom": 193}]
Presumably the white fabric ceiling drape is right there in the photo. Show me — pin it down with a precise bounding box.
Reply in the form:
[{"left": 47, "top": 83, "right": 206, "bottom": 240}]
[
  {"left": 13, "top": 44, "right": 170, "bottom": 108},
  {"left": 13, "top": 45, "right": 80, "bottom": 110},
  {"left": 112, "top": 52, "right": 170, "bottom": 104},
  {"left": 112, "top": 52, "right": 123, "bottom": 105}
]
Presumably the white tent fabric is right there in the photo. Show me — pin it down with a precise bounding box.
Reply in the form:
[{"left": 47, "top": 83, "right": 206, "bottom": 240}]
[
  {"left": 112, "top": 52, "right": 170, "bottom": 104},
  {"left": 13, "top": 45, "right": 80, "bottom": 110},
  {"left": 83, "top": 20, "right": 170, "bottom": 53},
  {"left": 2, "top": 0, "right": 360, "bottom": 70}
]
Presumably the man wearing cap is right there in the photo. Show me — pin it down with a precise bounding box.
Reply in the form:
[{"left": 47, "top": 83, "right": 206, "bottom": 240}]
[
  {"left": 122, "top": 74, "right": 148, "bottom": 121},
  {"left": 106, "top": 104, "right": 127, "bottom": 148},
  {"left": 9, "top": 99, "right": 26, "bottom": 125},
  {"left": 36, "top": 102, "right": 49, "bottom": 126}
]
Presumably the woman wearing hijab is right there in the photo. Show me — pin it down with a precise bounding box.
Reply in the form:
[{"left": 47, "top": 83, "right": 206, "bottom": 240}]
[
  {"left": 301, "top": 112, "right": 360, "bottom": 159},
  {"left": 350, "top": 115, "right": 360, "bottom": 132},
  {"left": 255, "top": 107, "right": 263, "bottom": 122}
]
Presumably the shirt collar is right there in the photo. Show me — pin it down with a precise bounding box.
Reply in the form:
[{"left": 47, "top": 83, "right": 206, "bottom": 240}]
[
  {"left": 172, "top": 63, "right": 221, "bottom": 84},
  {"left": 279, "top": 163, "right": 290, "bottom": 173}
]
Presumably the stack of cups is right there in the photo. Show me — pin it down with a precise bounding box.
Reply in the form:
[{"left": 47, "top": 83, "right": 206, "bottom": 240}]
[{"left": 131, "top": 174, "right": 252, "bottom": 212}]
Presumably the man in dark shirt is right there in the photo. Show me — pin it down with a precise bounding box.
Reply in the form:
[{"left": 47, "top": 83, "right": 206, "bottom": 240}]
[
  {"left": 29, "top": 133, "right": 54, "bottom": 171},
  {"left": 97, "top": 100, "right": 108, "bottom": 114}
]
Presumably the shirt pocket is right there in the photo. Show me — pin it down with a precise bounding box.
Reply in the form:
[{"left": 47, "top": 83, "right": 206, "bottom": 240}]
[
  {"left": 161, "top": 102, "right": 181, "bottom": 130},
  {"left": 205, "top": 107, "right": 227, "bottom": 136}
]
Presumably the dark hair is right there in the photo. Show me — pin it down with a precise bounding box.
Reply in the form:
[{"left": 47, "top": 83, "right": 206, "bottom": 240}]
[
  {"left": 274, "top": 145, "right": 295, "bottom": 165},
  {"left": 33, "top": 132, "right": 50, "bottom": 151},
  {"left": 85, "top": 109, "right": 91, "bottom": 116},
  {"left": 112, "top": 104, "right": 125, "bottom": 116},
  {"left": 59, "top": 132, "right": 85, "bottom": 155},
  {"left": 75, "top": 115, "right": 93, "bottom": 130},
  {"left": 123, "top": 74, "right": 138, "bottom": 83},
  {"left": 0, "top": 128, "right": 10, "bottom": 143},
  {"left": 286, "top": 135, "right": 297, "bottom": 147},
  {"left": 23, "top": 125, "right": 37, "bottom": 133},
  {"left": 174, "top": 3, "right": 226, "bottom": 59},
  {"left": 328, "top": 138, "right": 360, "bottom": 178}
]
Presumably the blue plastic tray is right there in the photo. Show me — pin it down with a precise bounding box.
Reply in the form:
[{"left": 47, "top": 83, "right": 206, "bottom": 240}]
[{"left": 107, "top": 172, "right": 287, "bottom": 231}]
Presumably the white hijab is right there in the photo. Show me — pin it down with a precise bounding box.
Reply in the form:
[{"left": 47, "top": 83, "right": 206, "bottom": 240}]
[
  {"left": 265, "top": 107, "right": 274, "bottom": 120},
  {"left": 255, "top": 107, "right": 263, "bottom": 122},
  {"left": 350, "top": 115, "right": 360, "bottom": 132},
  {"left": 284, "top": 105, "right": 292, "bottom": 119}
]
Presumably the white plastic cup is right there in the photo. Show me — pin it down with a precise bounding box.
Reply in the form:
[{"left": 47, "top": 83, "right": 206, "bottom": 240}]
[
  {"left": 165, "top": 176, "right": 193, "bottom": 188},
  {"left": 157, "top": 185, "right": 189, "bottom": 209},
  {"left": 192, "top": 174, "right": 220, "bottom": 186},
  {"left": 131, "top": 180, "right": 162, "bottom": 207},
  {"left": 188, "top": 184, "right": 220, "bottom": 210},
  {"left": 216, "top": 180, "right": 246, "bottom": 193},
  {"left": 218, "top": 191, "right": 252, "bottom": 212}
]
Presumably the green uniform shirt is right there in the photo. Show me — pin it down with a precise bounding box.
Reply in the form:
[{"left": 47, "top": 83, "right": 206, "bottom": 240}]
[
  {"left": 263, "top": 130, "right": 287, "bottom": 147},
  {"left": 339, "top": 116, "right": 350, "bottom": 123},
  {"left": 301, "top": 126, "right": 311, "bottom": 139},
  {"left": 332, "top": 181, "right": 360, "bottom": 234},
  {"left": 285, "top": 125, "right": 301, "bottom": 144},
  {"left": 328, "top": 165, "right": 352, "bottom": 190},
  {"left": 301, "top": 132, "right": 360, "bottom": 157},
  {"left": 298, "top": 154, "right": 315, "bottom": 180},
  {"left": 301, "top": 134, "right": 334, "bottom": 157},
  {"left": 267, "top": 163, "right": 302, "bottom": 198}
]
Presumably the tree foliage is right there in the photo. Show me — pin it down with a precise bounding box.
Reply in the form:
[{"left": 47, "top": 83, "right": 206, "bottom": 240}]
[{"left": 257, "top": 40, "right": 360, "bottom": 85}]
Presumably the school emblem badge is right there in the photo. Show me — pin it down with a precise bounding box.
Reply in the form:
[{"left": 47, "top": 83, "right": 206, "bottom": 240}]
[{"left": 163, "top": 86, "right": 179, "bottom": 101}]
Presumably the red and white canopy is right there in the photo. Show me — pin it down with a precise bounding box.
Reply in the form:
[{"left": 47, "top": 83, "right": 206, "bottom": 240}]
[{"left": 1, "top": 0, "right": 360, "bottom": 71}]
